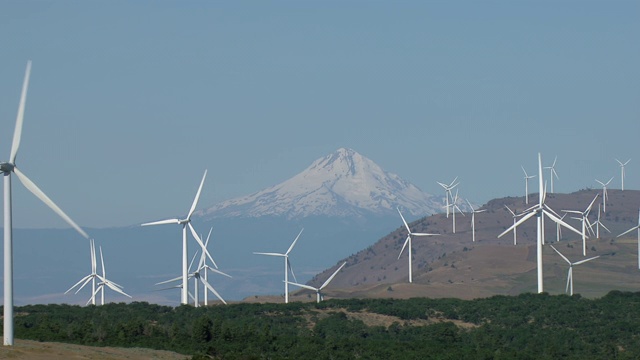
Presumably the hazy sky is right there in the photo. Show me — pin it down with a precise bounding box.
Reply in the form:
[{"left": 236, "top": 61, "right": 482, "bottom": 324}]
[{"left": 1, "top": 1, "right": 638, "bottom": 229}]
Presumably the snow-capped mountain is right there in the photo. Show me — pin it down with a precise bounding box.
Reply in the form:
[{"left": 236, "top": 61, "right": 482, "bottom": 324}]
[{"left": 198, "top": 148, "right": 445, "bottom": 220}]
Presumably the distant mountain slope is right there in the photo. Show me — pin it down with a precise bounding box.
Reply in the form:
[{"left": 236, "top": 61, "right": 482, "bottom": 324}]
[
  {"left": 197, "top": 148, "right": 445, "bottom": 220},
  {"left": 300, "top": 189, "right": 640, "bottom": 301}
]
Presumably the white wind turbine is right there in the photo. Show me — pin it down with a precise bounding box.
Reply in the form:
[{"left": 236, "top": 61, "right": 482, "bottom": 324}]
[
  {"left": 65, "top": 239, "right": 100, "bottom": 305},
  {"left": 141, "top": 170, "right": 214, "bottom": 305},
  {"left": 498, "top": 153, "right": 582, "bottom": 293},
  {"left": 591, "top": 204, "right": 610, "bottom": 240},
  {"left": 446, "top": 190, "right": 465, "bottom": 233},
  {"left": 1, "top": 61, "right": 90, "bottom": 346},
  {"left": 615, "top": 159, "right": 631, "bottom": 191},
  {"left": 544, "top": 156, "right": 559, "bottom": 193},
  {"left": 550, "top": 245, "right": 599, "bottom": 296},
  {"left": 91, "top": 245, "right": 131, "bottom": 305},
  {"left": 466, "top": 199, "right": 486, "bottom": 242},
  {"left": 195, "top": 228, "right": 231, "bottom": 306},
  {"left": 595, "top": 178, "right": 613, "bottom": 213},
  {"left": 286, "top": 262, "right": 347, "bottom": 303},
  {"left": 521, "top": 166, "right": 536, "bottom": 204},
  {"left": 617, "top": 209, "right": 640, "bottom": 270},
  {"left": 254, "top": 229, "right": 303, "bottom": 303},
  {"left": 437, "top": 177, "right": 459, "bottom": 218},
  {"left": 504, "top": 205, "right": 522, "bottom": 245},
  {"left": 397, "top": 207, "right": 439, "bottom": 283},
  {"left": 562, "top": 194, "right": 598, "bottom": 256}
]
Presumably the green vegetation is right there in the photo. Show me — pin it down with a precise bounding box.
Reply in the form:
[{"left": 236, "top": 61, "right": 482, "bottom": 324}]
[{"left": 5, "top": 291, "right": 640, "bottom": 359}]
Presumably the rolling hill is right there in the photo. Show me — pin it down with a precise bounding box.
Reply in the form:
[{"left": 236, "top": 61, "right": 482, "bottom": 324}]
[{"left": 293, "top": 189, "right": 640, "bottom": 302}]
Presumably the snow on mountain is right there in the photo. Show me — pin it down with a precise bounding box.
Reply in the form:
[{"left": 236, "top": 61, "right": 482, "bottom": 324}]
[{"left": 197, "top": 148, "right": 446, "bottom": 219}]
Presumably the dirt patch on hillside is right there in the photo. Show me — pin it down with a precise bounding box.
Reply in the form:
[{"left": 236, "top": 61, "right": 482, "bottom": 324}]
[
  {"left": 306, "top": 308, "right": 477, "bottom": 330},
  {"left": 0, "top": 339, "right": 189, "bottom": 360}
]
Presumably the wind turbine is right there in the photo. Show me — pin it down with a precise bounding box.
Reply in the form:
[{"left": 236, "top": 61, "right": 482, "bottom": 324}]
[
  {"left": 195, "top": 227, "right": 231, "bottom": 306},
  {"left": 466, "top": 199, "right": 486, "bottom": 242},
  {"left": 498, "top": 153, "right": 582, "bottom": 293},
  {"left": 286, "top": 262, "right": 347, "bottom": 303},
  {"left": 65, "top": 239, "right": 100, "bottom": 306},
  {"left": 91, "top": 245, "right": 131, "bottom": 305},
  {"left": 615, "top": 159, "right": 631, "bottom": 191},
  {"left": 397, "top": 207, "right": 439, "bottom": 283},
  {"left": 595, "top": 178, "right": 613, "bottom": 213},
  {"left": 254, "top": 229, "right": 303, "bottom": 303},
  {"left": 550, "top": 245, "right": 599, "bottom": 296},
  {"left": 521, "top": 166, "right": 536, "bottom": 204},
  {"left": 591, "top": 204, "right": 610, "bottom": 239},
  {"left": 141, "top": 170, "right": 213, "bottom": 305},
  {"left": 1, "top": 62, "right": 90, "bottom": 346},
  {"left": 504, "top": 205, "right": 522, "bottom": 245},
  {"left": 446, "top": 189, "right": 465, "bottom": 233},
  {"left": 617, "top": 208, "right": 640, "bottom": 270},
  {"left": 437, "top": 177, "right": 459, "bottom": 218},
  {"left": 543, "top": 156, "right": 559, "bottom": 193},
  {"left": 562, "top": 194, "right": 598, "bottom": 256}
]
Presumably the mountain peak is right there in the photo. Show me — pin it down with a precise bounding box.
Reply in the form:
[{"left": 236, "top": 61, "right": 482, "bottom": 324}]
[{"left": 198, "top": 148, "right": 444, "bottom": 219}]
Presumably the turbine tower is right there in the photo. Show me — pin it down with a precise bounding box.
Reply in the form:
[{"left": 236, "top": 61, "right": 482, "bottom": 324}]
[
  {"left": 397, "top": 207, "right": 439, "bottom": 283},
  {"left": 521, "top": 166, "right": 536, "bottom": 204},
  {"left": 141, "top": 170, "right": 213, "bottom": 305},
  {"left": 618, "top": 209, "right": 640, "bottom": 270},
  {"left": 615, "top": 159, "right": 631, "bottom": 191},
  {"left": 595, "top": 178, "right": 613, "bottom": 213},
  {"left": 445, "top": 189, "right": 465, "bottom": 233},
  {"left": 65, "top": 239, "right": 100, "bottom": 305},
  {"left": 498, "top": 153, "right": 581, "bottom": 293},
  {"left": 466, "top": 199, "right": 486, "bottom": 242},
  {"left": 543, "top": 156, "right": 559, "bottom": 193},
  {"left": 287, "top": 262, "right": 347, "bottom": 303},
  {"left": 254, "top": 229, "right": 303, "bottom": 303},
  {"left": 1, "top": 61, "right": 89, "bottom": 346}
]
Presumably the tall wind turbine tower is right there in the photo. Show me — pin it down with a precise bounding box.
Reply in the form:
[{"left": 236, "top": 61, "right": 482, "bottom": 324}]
[
  {"left": 544, "top": 156, "right": 559, "bottom": 193},
  {"left": 521, "top": 166, "right": 536, "bottom": 204},
  {"left": 397, "top": 208, "right": 439, "bottom": 283},
  {"left": 254, "top": 229, "right": 304, "bottom": 303},
  {"left": 466, "top": 199, "right": 486, "bottom": 242},
  {"left": 498, "top": 153, "right": 581, "bottom": 293},
  {"left": 616, "top": 159, "right": 631, "bottom": 191},
  {"left": 1, "top": 61, "right": 89, "bottom": 346},
  {"left": 142, "top": 170, "right": 212, "bottom": 305}
]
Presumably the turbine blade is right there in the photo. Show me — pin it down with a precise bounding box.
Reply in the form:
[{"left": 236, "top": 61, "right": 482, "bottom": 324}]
[
  {"left": 498, "top": 211, "right": 536, "bottom": 238},
  {"left": 253, "top": 252, "right": 285, "bottom": 257},
  {"left": 573, "top": 256, "right": 600, "bottom": 266},
  {"left": 618, "top": 225, "right": 640, "bottom": 238},
  {"left": 398, "top": 235, "right": 411, "bottom": 259},
  {"left": 285, "top": 281, "right": 317, "bottom": 292},
  {"left": 13, "top": 167, "right": 89, "bottom": 239},
  {"left": 155, "top": 276, "right": 182, "bottom": 285},
  {"left": 141, "top": 218, "right": 180, "bottom": 226},
  {"left": 411, "top": 232, "right": 439, "bottom": 236},
  {"left": 397, "top": 207, "right": 412, "bottom": 233},
  {"left": 9, "top": 60, "right": 32, "bottom": 164},
  {"left": 550, "top": 245, "right": 571, "bottom": 265},
  {"left": 199, "top": 277, "right": 227, "bottom": 304},
  {"left": 320, "top": 262, "right": 347, "bottom": 290},
  {"left": 544, "top": 209, "right": 583, "bottom": 237},
  {"left": 206, "top": 266, "right": 232, "bottom": 278},
  {"left": 189, "top": 223, "right": 217, "bottom": 267},
  {"left": 187, "top": 170, "right": 207, "bottom": 220},
  {"left": 99, "top": 246, "right": 106, "bottom": 278},
  {"left": 103, "top": 280, "right": 132, "bottom": 298},
  {"left": 65, "top": 275, "right": 91, "bottom": 294},
  {"left": 75, "top": 276, "right": 95, "bottom": 294},
  {"left": 286, "top": 228, "right": 304, "bottom": 255},
  {"left": 287, "top": 258, "right": 297, "bottom": 283},
  {"left": 585, "top": 194, "right": 599, "bottom": 214},
  {"left": 504, "top": 205, "right": 516, "bottom": 217}
]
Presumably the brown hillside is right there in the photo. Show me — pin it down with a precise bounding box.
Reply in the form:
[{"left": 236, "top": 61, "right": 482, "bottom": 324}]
[{"left": 300, "top": 189, "right": 640, "bottom": 300}]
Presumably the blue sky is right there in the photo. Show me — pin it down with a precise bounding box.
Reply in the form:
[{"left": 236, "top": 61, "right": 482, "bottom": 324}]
[{"left": 1, "top": 1, "right": 638, "bottom": 229}]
